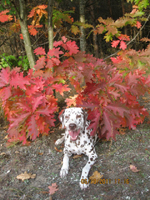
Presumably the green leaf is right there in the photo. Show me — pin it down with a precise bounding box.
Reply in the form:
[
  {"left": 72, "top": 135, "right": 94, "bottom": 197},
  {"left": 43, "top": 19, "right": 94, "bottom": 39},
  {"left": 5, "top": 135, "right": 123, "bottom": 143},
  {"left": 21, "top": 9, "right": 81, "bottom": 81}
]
[{"left": 104, "top": 34, "right": 113, "bottom": 42}]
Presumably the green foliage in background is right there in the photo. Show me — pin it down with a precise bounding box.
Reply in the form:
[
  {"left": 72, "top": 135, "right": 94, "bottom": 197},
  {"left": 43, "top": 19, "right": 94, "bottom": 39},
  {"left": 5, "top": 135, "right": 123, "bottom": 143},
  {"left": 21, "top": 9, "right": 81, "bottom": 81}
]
[{"left": 0, "top": 54, "right": 29, "bottom": 71}]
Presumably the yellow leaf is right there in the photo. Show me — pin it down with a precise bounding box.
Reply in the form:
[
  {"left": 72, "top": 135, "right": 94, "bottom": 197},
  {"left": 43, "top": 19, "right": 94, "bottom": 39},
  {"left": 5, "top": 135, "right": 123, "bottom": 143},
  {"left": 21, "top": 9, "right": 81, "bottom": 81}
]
[
  {"left": 0, "top": 152, "right": 6, "bottom": 156},
  {"left": 89, "top": 171, "right": 103, "bottom": 184},
  {"left": 16, "top": 171, "right": 36, "bottom": 181}
]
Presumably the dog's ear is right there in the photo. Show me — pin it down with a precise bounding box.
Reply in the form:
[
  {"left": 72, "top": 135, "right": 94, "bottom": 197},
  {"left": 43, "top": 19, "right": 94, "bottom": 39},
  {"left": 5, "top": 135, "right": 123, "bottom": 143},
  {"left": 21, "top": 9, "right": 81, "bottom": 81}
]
[
  {"left": 59, "top": 110, "right": 65, "bottom": 129},
  {"left": 82, "top": 109, "right": 88, "bottom": 128}
]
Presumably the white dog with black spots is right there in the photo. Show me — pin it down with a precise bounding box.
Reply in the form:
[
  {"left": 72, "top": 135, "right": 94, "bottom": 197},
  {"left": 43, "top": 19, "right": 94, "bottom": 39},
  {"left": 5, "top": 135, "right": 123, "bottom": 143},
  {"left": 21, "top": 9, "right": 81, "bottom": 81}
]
[{"left": 55, "top": 107, "right": 98, "bottom": 190}]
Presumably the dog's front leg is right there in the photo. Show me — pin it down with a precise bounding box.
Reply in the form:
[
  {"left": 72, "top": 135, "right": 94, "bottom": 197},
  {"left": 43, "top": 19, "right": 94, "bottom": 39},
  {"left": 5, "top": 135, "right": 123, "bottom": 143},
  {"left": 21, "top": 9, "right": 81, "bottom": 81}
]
[
  {"left": 80, "top": 151, "right": 97, "bottom": 190},
  {"left": 60, "top": 154, "right": 69, "bottom": 178}
]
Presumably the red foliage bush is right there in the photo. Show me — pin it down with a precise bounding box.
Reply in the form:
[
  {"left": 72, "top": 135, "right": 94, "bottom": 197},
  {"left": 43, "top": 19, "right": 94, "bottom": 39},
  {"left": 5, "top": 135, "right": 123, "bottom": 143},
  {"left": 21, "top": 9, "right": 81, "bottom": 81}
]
[{"left": 0, "top": 36, "right": 150, "bottom": 144}]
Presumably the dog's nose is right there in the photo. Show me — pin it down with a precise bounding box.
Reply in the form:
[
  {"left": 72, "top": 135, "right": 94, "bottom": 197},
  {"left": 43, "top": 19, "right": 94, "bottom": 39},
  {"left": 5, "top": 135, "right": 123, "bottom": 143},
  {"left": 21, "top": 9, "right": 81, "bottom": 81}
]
[{"left": 69, "top": 123, "right": 76, "bottom": 130}]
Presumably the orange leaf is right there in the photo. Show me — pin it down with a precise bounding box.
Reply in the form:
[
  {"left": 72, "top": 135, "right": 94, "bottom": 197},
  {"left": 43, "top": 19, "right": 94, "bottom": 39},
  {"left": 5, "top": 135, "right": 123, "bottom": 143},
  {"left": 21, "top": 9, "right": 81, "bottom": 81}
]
[
  {"left": 54, "top": 146, "right": 63, "bottom": 152},
  {"left": 119, "top": 128, "right": 126, "bottom": 135},
  {"left": 65, "top": 95, "right": 78, "bottom": 107}
]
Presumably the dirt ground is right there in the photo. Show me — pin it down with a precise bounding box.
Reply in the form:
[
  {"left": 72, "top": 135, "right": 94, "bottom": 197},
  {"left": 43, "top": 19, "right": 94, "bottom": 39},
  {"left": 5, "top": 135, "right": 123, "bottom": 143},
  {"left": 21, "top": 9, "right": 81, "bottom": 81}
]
[{"left": 0, "top": 96, "right": 150, "bottom": 200}]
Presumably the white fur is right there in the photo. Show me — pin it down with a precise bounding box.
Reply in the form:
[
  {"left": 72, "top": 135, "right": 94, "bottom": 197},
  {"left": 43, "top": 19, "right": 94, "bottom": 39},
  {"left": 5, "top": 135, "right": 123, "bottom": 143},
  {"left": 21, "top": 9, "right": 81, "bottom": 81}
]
[{"left": 55, "top": 107, "right": 98, "bottom": 190}]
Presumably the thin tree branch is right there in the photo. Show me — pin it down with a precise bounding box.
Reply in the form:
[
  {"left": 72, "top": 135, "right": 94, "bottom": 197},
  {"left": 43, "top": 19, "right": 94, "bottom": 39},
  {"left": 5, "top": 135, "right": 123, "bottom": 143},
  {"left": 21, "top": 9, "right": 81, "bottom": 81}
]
[
  {"left": 103, "top": 14, "right": 150, "bottom": 61},
  {"left": 0, "top": 38, "right": 9, "bottom": 47}
]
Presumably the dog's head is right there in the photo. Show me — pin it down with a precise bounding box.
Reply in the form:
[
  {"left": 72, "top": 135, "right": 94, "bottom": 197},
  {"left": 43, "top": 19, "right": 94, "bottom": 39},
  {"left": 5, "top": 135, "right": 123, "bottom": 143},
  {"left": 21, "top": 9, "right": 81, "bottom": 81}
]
[{"left": 59, "top": 107, "right": 87, "bottom": 141}]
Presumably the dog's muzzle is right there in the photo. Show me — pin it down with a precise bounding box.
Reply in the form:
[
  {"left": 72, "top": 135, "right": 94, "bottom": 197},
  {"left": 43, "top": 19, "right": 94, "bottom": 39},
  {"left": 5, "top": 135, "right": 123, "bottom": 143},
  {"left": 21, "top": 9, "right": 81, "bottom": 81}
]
[{"left": 68, "top": 123, "right": 80, "bottom": 141}]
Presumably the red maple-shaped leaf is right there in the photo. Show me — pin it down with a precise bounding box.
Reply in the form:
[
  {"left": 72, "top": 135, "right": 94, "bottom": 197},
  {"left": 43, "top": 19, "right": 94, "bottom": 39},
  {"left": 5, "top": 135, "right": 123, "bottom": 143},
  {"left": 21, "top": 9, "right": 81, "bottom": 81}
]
[
  {"left": 100, "top": 110, "right": 119, "bottom": 140},
  {"left": 62, "top": 36, "right": 67, "bottom": 43},
  {"left": 111, "top": 40, "right": 120, "bottom": 48},
  {"left": 18, "top": 130, "right": 28, "bottom": 145},
  {"left": 0, "top": 86, "right": 11, "bottom": 101},
  {"left": 126, "top": 72, "right": 139, "bottom": 86},
  {"left": 0, "top": 10, "right": 13, "bottom": 22},
  {"left": 53, "top": 40, "right": 63, "bottom": 47},
  {"left": 36, "top": 106, "right": 56, "bottom": 116},
  {"left": 88, "top": 109, "right": 101, "bottom": 136},
  {"left": 16, "top": 101, "right": 31, "bottom": 112},
  {"left": 52, "top": 84, "right": 71, "bottom": 96},
  {"left": 32, "top": 96, "right": 44, "bottom": 112},
  {"left": 7, "top": 127, "right": 19, "bottom": 139},
  {"left": 108, "top": 88, "right": 120, "bottom": 99},
  {"left": 114, "top": 83, "right": 128, "bottom": 92},
  {"left": 45, "top": 58, "right": 53, "bottom": 68},
  {"left": 47, "top": 47, "right": 63, "bottom": 58},
  {"left": 48, "top": 183, "right": 58, "bottom": 195},
  {"left": 51, "top": 57, "right": 60, "bottom": 65},
  {"left": 10, "top": 72, "right": 30, "bottom": 90},
  {"left": 34, "top": 57, "right": 46, "bottom": 69},
  {"left": 8, "top": 112, "right": 30, "bottom": 131},
  {"left": 0, "top": 68, "right": 10, "bottom": 87},
  {"left": 136, "top": 21, "right": 141, "bottom": 29},
  {"left": 111, "top": 56, "right": 122, "bottom": 64},
  {"left": 84, "top": 81, "right": 106, "bottom": 95},
  {"left": 119, "top": 41, "right": 127, "bottom": 50},
  {"left": 28, "top": 115, "right": 39, "bottom": 140},
  {"left": 65, "top": 41, "right": 79, "bottom": 55},
  {"left": 106, "top": 103, "right": 129, "bottom": 118},
  {"left": 118, "top": 34, "right": 130, "bottom": 41},
  {"left": 34, "top": 47, "right": 46, "bottom": 55}
]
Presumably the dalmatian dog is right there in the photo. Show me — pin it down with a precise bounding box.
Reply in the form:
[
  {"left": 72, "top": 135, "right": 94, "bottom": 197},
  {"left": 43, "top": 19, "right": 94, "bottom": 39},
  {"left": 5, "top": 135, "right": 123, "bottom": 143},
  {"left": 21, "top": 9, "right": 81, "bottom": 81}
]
[{"left": 55, "top": 107, "right": 98, "bottom": 190}]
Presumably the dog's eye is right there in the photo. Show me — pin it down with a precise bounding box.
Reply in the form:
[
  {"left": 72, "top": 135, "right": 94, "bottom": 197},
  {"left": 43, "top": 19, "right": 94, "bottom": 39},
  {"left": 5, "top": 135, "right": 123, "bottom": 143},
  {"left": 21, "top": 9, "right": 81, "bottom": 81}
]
[
  {"left": 76, "top": 115, "right": 81, "bottom": 118},
  {"left": 65, "top": 116, "right": 69, "bottom": 120}
]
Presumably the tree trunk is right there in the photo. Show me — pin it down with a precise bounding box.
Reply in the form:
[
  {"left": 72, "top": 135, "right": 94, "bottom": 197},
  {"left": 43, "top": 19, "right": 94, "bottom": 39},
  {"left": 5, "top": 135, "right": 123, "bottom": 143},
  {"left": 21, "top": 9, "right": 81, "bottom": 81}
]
[
  {"left": 19, "top": 0, "right": 35, "bottom": 69},
  {"left": 79, "top": 0, "right": 86, "bottom": 52},
  {"left": 89, "top": 0, "right": 98, "bottom": 57},
  {"left": 48, "top": 0, "right": 54, "bottom": 51},
  {"left": 48, "top": 0, "right": 55, "bottom": 97}
]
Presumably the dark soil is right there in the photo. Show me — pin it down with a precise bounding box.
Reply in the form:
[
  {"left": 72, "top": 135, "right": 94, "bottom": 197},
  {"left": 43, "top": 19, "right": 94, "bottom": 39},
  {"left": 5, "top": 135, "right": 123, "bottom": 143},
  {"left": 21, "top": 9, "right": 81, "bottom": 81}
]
[{"left": 0, "top": 96, "right": 150, "bottom": 200}]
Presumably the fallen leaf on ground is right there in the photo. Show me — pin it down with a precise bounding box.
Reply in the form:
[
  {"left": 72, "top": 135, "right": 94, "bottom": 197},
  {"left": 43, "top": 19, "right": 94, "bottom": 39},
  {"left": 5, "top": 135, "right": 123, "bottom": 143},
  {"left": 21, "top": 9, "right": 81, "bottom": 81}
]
[
  {"left": 39, "top": 191, "right": 49, "bottom": 194},
  {"left": 119, "top": 128, "right": 126, "bottom": 135},
  {"left": 48, "top": 183, "right": 58, "bottom": 195},
  {"left": 16, "top": 171, "right": 36, "bottom": 181},
  {"left": 129, "top": 165, "right": 140, "bottom": 172},
  {"left": 4, "top": 135, "right": 8, "bottom": 139},
  {"left": 0, "top": 152, "right": 6, "bottom": 156},
  {"left": 89, "top": 171, "right": 103, "bottom": 183},
  {"left": 38, "top": 152, "right": 44, "bottom": 155},
  {"left": 54, "top": 146, "right": 62, "bottom": 152},
  {"left": 73, "top": 155, "right": 82, "bottom": 159}
]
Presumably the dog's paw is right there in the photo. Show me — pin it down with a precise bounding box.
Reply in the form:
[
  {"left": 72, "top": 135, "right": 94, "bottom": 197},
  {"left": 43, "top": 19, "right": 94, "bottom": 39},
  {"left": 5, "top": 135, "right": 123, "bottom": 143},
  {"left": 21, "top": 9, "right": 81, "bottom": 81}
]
[
  {"left": 79, "top": 177, "right": 89, "bottom": 190},
  {"left": 55, "top": 136, "right": 65, "bottom": 146},
  {"left": 60, "top": 168, "right": 68, "bottom": 178}
]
